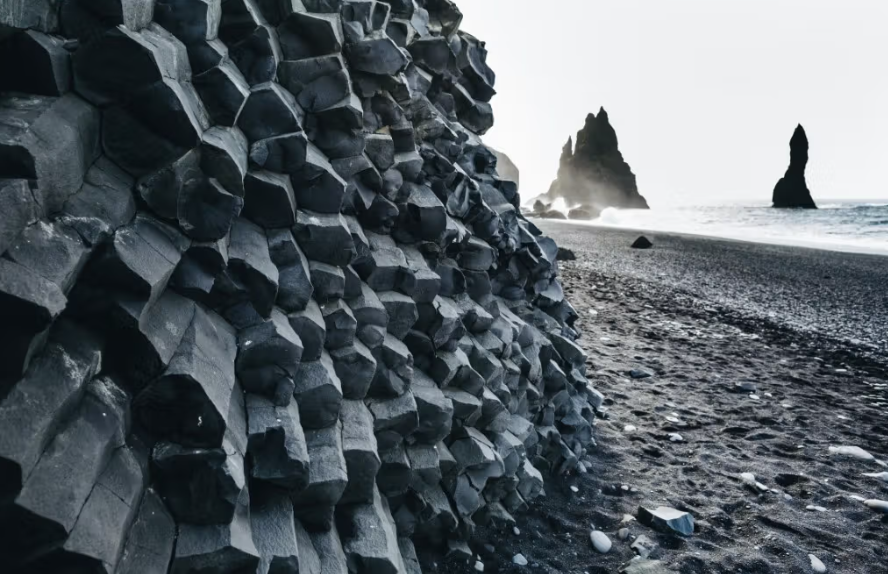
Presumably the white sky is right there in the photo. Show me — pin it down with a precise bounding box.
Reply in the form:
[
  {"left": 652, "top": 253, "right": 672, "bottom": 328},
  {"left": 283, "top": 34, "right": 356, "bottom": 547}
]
[{"left": 458, "top": 0, "right": 888, "bottom": 207}]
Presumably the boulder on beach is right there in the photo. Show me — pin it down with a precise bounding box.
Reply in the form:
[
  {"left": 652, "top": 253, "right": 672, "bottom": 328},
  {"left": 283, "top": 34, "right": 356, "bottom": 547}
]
[
  {"left": 568, "top": 205, "right": 600, "bottom": 220},
  {"left": 538, "top": 108, "right": 649, "bottom": 213},
  {"left": 773, "top": 124, "right": 817, "bottom": 209},
  {"left": 631, "top": 236, "right": 653, "bottom": 249}
]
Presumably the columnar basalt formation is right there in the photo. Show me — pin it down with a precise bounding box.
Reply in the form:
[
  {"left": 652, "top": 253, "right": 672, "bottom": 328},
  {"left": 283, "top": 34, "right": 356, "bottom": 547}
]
[
  {"left": 0, "top": 2, "right": 601, "bottom": 572},
  {"left": 538, "top": 107, "right": 648, "bottom": 218},
  {"left": 772, "top": 124, "right": 817, "bottom": 209}
]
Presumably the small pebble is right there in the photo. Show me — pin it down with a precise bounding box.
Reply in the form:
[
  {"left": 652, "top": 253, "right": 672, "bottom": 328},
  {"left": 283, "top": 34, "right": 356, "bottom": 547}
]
[
  {"left": 590, "top": 530, "right": 612, "bottom": 554},
  {"left": 512, "top": 554, "right": 528, "bottom": 566},
  {"left": 474, "top": 561, "right": 484, "bottom": 572},
  {"left": 570, "top": 486, "right": 579, "bottom": 493},
  {"left": 749, "top": 394, "right": 761, "bottom": 400},
  {"left": 806, "top": 505, "right": 827, "bottom": 512},
  {"left": 809, "top": 554, "right": 827, "bottom": 573},
  {"left": 668, "top": 433, "right": 684, "bottom": 442},
  {"left": 624, "top": 425, "right": 637, "bottom": 433},
  {"left": 617, "top": 528, "right": 630, "bottom": 541},
  {"left": 513, "top": 527, "right": 521, "bottom": 535}
]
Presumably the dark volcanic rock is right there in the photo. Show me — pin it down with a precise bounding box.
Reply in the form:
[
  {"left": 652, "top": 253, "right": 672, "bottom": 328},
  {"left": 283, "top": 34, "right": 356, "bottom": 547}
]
[
  {"left": 541, "top": 108, "right": 649, "bottom": 212},
  {"left": 773, "top": 124, "right": 817, "bottom": 209},
  {"left": 631, "top": 236, "right": 653, "bottom": 249}
]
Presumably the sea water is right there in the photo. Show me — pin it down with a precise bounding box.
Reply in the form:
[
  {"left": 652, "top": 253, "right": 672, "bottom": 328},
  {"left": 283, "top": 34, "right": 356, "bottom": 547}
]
[{"left": 581, "top": 200, "right": 888, "bottom": 254}]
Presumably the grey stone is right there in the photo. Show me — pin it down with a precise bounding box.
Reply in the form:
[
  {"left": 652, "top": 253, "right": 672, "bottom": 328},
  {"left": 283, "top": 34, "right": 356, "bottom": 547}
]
[
  {"left": 638, "top": 506, "right": 695, "bottom": 536},
  {"left": 193, "top": 57, "right": 251, "bottom": 126},
  {"left": 268, "top": 229, "right": 314, "bottom": 313},
  {"left": 171, "top": 488, "right": 260, "bottom": 573},
  {"left": 340, "top": 399, "right": 381, "bottom": 505},
  {"left": 365, "top": 133, "right": 395, "bottom": 170},
  {"left": 116, "top": 489, "right": 176, "bottom": 574},
  {"left": 244, "top": 170, "right": 297, "bottom": 228},
  {"left": 201, "top": 126, "right": 249, "bottom": 198},
  {"left": 238, "top": 81, "right": 304, "bottom": 143},
  {"left": 294, "top": 210, "right": 356, "bottom": 267},
  {"left": 377, "top": 440, "right": 411, "bottom": 498},
  {"left": 152, "top": 440, "right": 245, "bottom": 524},
  {"left": 293, "top": 351, "right": 344, "bottom": 430},
  {"left": 344, "top": 31, "right": 408, "bottom": 76},
  {"left": 0, "top": 93, "right": 100, "bottom": 214},
  {"left": 250, "top": 487, "right": 301, "bottom": 574},
  {"left": 228, "top": 23, "right": 281, "bottom": 85},
  {"left": 0, "top": 322, "right": 102, "bottom": 500},
  {"left": 292, "top": 421, "right": 348, "bottom": 531},
  {"left": 338, "top": 487, "right": 406, "bottom": 574},
  {"left": 250, "top": 132, "right": 310, "bottom": 175},
  {"left": 289, "top": 299, "right": 327, "bottom": 361},
  {"left": 278, "top": 10, "right": 343, "bottom": 60},
  {"left": 378, "top": 291, "right": 418, "bottom": 339},
  {"left": 366, "top": 390, "right": 419, "bottom": 438},
  {"left": 290, "top": 143, "right": 348, "bottom": 214},
  {"left": 411, "top": 370, "right": 454, "bottom": 444},
  {"left": 309, "top": 526, "right": 349, "bottom": 574},
  {"left": 236, "top": 308, "right": 303, "bottom": 402},
  {"left": 228, "top": 217, "right": 279, "bottom": 317},
  {"left": 5, "top": 221, "right": 89, "bottom": 295},
  {"left": 323, "top": 299, "right": 358, "bottom": 350},
  {"left": 134, "top": 307, "right": 239, "bottom": 449},
  {"left": 330, "top": 340, "right": 377, "bottom": 400},
  {"left": 310, "top": 261, "right": 346, "bottom": 303},
  {"left": 0, "top": 30, "right": 71, "bottom": 96},
  {"left": 247, "top": 394, "right": 310, "bottom": 490}
]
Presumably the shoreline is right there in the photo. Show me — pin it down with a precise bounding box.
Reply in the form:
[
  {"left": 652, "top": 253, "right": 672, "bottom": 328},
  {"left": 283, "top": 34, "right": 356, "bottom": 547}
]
[
  {"left": 529, "top": 217, "right": 888, "bottom": 258},
  {"left": 533, "top": 221, "right": 888, "bottom": 362}
]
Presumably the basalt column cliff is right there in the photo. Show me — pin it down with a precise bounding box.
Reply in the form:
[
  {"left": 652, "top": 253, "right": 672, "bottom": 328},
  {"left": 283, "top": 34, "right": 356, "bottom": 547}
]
[
  {"left": 0, "top": 1, "right": 601, "bottom": 573},
  {"left": 773, "top": 124, "right": 817, "bottom": 209},
  {"left": 539, "top": 107, "right": 649, "bottom": 218}
]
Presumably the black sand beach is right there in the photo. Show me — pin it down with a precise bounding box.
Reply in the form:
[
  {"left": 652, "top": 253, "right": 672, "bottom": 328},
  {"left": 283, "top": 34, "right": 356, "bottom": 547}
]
[{"left": 423, "top": 223, "right": 888, "bottom": 574}]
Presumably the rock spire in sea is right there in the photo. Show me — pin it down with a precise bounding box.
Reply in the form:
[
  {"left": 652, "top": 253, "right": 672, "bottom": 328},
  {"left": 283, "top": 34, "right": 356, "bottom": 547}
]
[
  {"left": 773, "top": 124, "right": 817, "bottom": 209},
  {"left": 537, "top": 107, "right": 649, "bottom": 219}
]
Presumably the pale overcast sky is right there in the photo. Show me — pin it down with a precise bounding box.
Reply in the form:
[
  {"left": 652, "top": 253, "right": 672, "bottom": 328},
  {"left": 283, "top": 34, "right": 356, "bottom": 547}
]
[{"left": 459, "top": 0, "right": 888, "bottom": 207}]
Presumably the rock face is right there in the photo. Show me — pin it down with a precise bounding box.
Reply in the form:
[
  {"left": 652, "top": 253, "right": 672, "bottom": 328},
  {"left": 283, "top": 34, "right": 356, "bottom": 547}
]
[
  {"left": 0, "top": 1, "right": 600, "bottom": 573},
  {"left": 489, "top": 147, "right": 519, "bottom": 187},
  {"left": 773, "top": 124, "right": 817, "bottom": 209},
  {"left": 540, "top": 108, "right": 649, "bottom": 216}
]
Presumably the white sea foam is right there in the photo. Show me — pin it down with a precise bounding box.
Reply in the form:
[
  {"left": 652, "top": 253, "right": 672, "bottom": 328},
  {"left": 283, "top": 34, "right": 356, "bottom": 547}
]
[{"left": 567, "top": 200, "right": 888, "bottom": 255}]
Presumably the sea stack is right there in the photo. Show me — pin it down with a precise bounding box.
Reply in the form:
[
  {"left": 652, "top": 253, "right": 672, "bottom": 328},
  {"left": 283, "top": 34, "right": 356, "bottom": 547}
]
[
  {"left": 539, "top": 108, "right": 649, "bottom": 218},
  {"left": 773, "top": 124, "right": 817, "bottom": 209}
]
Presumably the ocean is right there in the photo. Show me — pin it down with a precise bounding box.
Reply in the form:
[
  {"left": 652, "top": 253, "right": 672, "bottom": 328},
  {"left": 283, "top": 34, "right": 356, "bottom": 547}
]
[{"left": 569, "top": 200, "right": 888, "bottom": 255}]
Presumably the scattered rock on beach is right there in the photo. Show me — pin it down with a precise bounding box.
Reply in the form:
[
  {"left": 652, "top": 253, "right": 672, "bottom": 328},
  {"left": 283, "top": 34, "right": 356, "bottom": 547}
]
[
  {"left": 740, "top": 472, "right": 769, "bottom": 492},
  {"left": 512, "top": 554, "right": 528, "bottom": 566},
  {"left": 557, "top": 247, "right": 577, "bottom": 261},
  {"left": 829, "top": 446, "right": 874, "bottom": 461},
  {"left": 809, "top": 554, "right": 828, "bottom": 573},
  {"left": 733, "top": 381, "right": 757, "bottom": 393},
  {"left": 631, "top": 534, "right": 658, "bottom": 558},
  {"left": 638, "top": 506, "right": 695, "bottom": 536},
  {"left": 617, "top": 528, "right": 631, "bottom": 541},
  {"left": 630, "top": 369, "right": 652, "bottom": 379},
  {"left": 864, "top": 499, "right": 888, "bottom": 514},
  {"left": 590, "top": 530, "right": 612, "bottom": 554},
  {"left": 631, "top": 236, "right": 653, "bottom": 249},
  {"left": 622, "top": 560, "right": 675, "bottom": 574}
]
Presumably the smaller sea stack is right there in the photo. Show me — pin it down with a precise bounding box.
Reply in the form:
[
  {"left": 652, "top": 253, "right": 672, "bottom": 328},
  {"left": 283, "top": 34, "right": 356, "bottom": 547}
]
[{"left": 773, "top": 124, "right": 817, "bottom": 209}]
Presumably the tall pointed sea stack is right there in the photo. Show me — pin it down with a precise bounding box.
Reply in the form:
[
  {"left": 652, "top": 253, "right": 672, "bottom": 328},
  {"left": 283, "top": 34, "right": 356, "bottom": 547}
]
[
  {"left": 541, "top": 108, "right": 649, "bottom": 217},
  {"left": 773, "top": 124, "right": 817, "bottom": 209}
]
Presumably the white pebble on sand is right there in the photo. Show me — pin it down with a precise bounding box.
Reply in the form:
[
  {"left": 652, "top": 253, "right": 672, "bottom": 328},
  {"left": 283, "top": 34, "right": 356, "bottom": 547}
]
[
  {"left": 665, "top": 416, "right": 680, "bottom": 423},
  {"left": 669, "top": 433, "right": 684, "bottom": 442},
  {"left": 864, "top": 500, "right": 888, "bottom": 514},
  {"left": 740, "top": 472, "right": 768, "bottom": 492},
  {"left": 617, "top": 528, "right": 630, "bottom": 540},
  {"left": 474, "top": 561, "right": 485, "bottom": 572},
  {"left": 624, "top": 425, "right": 637, "bottom": 433},
  {"left": 513, "top": 527, "right": 521, "bottom": 535},
  {"left": 806, "top": 505, "right": 828, "bottom": 512},
  {"left": 590, "top": 531, "right": 612, "bottom": 554},
  {"left": 828, "top": 446, "right": 874, "bottom": 461},
  {"left": 570, "top": 486, "right": 579, "bottom": 493},
  {"left": 512, "top": 554, "right": 528, "bottom": 566},
  {"left": 809, "top": 554, "right": 827, "bottom": 573},
  {"left": 749, "top": 394, "right": 761, "bottom": 400}
]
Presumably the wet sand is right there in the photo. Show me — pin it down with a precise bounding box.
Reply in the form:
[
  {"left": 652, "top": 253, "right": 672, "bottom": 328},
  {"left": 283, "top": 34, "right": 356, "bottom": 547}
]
[{"left": 423, "top": 223, "right": 888, "bottom": 574}]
